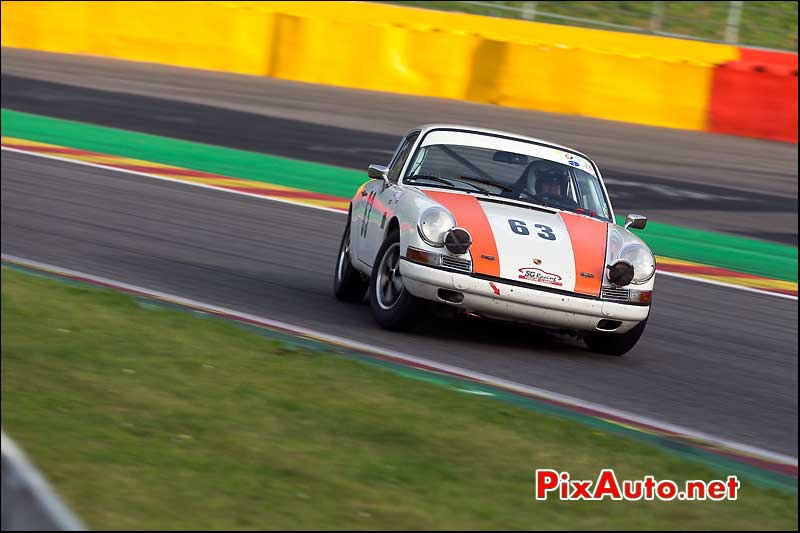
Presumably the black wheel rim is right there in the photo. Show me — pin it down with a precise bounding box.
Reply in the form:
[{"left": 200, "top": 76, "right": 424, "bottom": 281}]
[{"left": 375, "top": 243, "right": 404, "bottom": 310}]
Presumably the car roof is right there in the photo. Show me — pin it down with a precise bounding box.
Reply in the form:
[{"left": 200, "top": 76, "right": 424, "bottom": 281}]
[{"left": 411, "top": 124, "right": 591, "bottom": 160}]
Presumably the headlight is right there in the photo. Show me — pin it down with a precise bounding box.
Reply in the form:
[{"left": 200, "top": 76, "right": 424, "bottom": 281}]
[
  {"left": 617, "top": 243, "right": 655, "bottom": 284},
  {"left": 418, "top": 207, "right": 455, "bottom": 247}
]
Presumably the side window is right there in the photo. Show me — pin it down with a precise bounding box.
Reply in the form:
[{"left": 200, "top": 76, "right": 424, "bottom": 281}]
[{"left": 387, "top": 133, "right": 419, "bottom": 183}]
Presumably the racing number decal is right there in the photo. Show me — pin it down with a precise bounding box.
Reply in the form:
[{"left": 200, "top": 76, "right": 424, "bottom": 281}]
[
  {"left": 535, "top": 224, "right": 556, "bottom": 241},
  {"left": 508, "top": 220, "right": 556, "bottom": 241},
  {"left": 361, "top": 191, "right": 377, "bottom": 237},
  {"left": 508, "top": 219, "right": 530, "bottom": 235}
]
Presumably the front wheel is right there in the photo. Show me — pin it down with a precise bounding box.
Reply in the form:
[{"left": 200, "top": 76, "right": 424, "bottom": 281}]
[
  {"left": 369, "top": 230, "right": 428, "bottom": 330},
  {"left": 583, "top": 318, "right": 648, "bottom": 356},
  {"left": 333, "top": 217, "right": 368, "bottom": 302}
]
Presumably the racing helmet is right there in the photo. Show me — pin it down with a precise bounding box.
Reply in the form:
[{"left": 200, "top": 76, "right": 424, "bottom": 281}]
[{"left": 528, "top": 164, "right": 570, "bottom": 198}]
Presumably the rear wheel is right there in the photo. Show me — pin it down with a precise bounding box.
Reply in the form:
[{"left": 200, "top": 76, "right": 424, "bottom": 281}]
[
  {"left": 584, "top": 318, "right": 648, "bottom": 356},
  {"left": 333, "top": 217, "right": 368, "bottom": 302},
  {"left": 369, "top": 230, "right": 428, "bottom": 330}
]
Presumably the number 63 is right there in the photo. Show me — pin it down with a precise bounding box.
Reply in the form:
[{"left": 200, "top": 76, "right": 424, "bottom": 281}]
[{"left": 508, "top": 219, "right": 556, "bottom": 241}]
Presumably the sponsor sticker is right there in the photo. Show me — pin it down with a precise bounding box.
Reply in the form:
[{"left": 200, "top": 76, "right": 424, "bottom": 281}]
[
  {"left": 489, "top": 282, "right": 501, "bottom": 296},
  {"left": 518, "top": 267, "right": 563, "bottom": 287}
]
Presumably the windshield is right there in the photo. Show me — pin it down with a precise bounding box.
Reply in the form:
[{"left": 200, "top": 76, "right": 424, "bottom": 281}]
[{"left": 401, "top": 130, "right": 612, "bottom": 221}]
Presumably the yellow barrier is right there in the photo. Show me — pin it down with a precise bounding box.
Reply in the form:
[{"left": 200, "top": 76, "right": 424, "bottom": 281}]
[
  {"left": 266, "top": 12, "right": 713, "bottom": 129},
  {"left": 490, "top": 43, "right": 714, "bottom": 130},
  {"left": 0, "top": 1, "right": 725, "bottom": 130},
  {"left": 1, "top": 1, "right": 276, "bottom": 75},
  {"left": 263, "top": 2, "right": 738, "bottom": 64},
  {"left": 268, "top": 14, "right": 483, "bottom": 100}
]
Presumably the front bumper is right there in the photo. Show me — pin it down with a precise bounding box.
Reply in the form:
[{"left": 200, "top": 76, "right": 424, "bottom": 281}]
[{"left": 400, "top": 259, "right": 649, "bottom": 333}]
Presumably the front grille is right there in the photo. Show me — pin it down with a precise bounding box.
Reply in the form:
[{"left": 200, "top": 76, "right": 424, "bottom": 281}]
[
  {"left": 441, "top": 255, "right": 472, "bottom": 273},
  {"left": 601, "top": 287, "right": 630, "bottom": 302}
]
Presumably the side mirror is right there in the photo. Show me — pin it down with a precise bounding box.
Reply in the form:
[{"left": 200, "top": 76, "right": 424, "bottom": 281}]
[
  {"left": 624, "top": 214, "right": 647, "bottom": 230},
  {"left": 368, "top": 164, "right": 389, "bottom": 180}
]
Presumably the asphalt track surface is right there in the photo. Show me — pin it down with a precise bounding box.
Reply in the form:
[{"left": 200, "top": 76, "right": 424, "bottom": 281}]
[
  {"left": 2, "top": 151, "right": 797, "bottom": 456},
  {"left": 2, "top": 47, "right": 798, "bottom": 244}
]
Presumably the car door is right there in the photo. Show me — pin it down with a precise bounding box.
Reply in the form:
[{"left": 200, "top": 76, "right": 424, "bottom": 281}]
[{"left": 356, "top": 131, "right": 419, "bottom": 268}]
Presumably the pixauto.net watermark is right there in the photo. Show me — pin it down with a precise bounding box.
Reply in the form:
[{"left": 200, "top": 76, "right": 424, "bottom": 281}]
[{"left": 535, "top": 469, "right": 740, "bottom": 501}]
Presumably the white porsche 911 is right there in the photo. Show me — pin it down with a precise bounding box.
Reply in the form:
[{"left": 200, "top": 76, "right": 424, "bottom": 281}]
[{"left": 334, "top": 125, "right": 655, "bottom": 355}]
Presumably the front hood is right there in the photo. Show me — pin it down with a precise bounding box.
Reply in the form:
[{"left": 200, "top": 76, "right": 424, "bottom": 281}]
[{"left": 425, "top": 190, "right": 608, "bottom": 296}]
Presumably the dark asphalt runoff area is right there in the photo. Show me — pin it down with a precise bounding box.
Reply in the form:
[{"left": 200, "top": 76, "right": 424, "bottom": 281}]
[
  {"left": 2, "top": 151, "right": 797, "bottom": 456},
  {"left": 2, "top": 47, "right": 797, "bottom": 244}
]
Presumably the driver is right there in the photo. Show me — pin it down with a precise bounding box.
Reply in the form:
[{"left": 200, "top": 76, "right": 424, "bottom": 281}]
[{"left": 528, "top": 166, "right": 570, "bottom": 200}]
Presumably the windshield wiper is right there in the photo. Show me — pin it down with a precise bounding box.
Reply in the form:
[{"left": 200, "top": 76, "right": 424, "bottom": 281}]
[
  {"left": 456, "top": 176, "right": 513, "bottom": 193},
  {"left": 452, "top": 178, "right": 490, "bottom": 195},
  {"left": 406, "top": 174, "right": 488, "bottom": 194},
  {"left": 406, "top": 174, "right": 510, "bottom": 197},
  {"left": 526, "top": 195, "right": 609, "bottom": 221},
  {"left": 405, "top": 174, "right": 457, "bottom": 188}
]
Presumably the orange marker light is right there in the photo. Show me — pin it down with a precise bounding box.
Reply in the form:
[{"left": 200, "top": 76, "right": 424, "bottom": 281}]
[
  {"left": 406, "top": 247, "right": 440, "bottom": 266},
  {"left": 632, "top": 290, "right": 653, "bottom": 304}
]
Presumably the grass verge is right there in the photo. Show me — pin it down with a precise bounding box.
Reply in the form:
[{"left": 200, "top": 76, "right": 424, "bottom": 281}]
[{"left": 1, "top": 268, "right": 797, "bottom": 530}]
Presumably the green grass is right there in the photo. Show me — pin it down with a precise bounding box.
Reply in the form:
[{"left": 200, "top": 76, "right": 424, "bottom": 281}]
[
  {"left": 1, "top": 268, "right": 797, "bottom": 530},
  {"left": 386, "top": 1, "right": 798, "bottom": 51}
]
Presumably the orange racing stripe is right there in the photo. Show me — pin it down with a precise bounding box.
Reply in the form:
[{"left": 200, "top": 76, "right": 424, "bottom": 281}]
[
  {"left": 559, "top": 213, "right": 608, "bottom": 296},
  {"left": 424, "top": 191, "right": 500, "bottom": 277}
]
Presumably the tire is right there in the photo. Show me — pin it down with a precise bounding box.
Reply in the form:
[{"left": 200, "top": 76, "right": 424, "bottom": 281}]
[
  {"left": 369, "top": 230, "right": 428, "bottom": 330},
  {"left": 583, "top": 318, "right": 648, "bottom": 356},
  {"left": 333, "top": 216, "right": 368, "bottom": 302}
]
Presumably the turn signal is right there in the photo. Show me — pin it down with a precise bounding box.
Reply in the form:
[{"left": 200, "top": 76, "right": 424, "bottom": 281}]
[
  {"left": 630, "top": 290, "right": 653, "bottom": 304},
  {"left": 406, "top": 247, "right": 440, "bottom": 266}
]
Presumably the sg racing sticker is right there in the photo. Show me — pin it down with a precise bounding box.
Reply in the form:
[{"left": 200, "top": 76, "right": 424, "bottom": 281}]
[{"left": 518, "top": 268, "right": 563, "bottom": 287}]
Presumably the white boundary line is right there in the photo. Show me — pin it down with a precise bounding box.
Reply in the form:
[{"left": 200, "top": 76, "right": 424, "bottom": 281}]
[
  {"left": 0, "top": 146, "right": 348, "bottom": 215},
  {"left": 2, "top": 253, "right": 797, "bottom": 470},
  {"left": 656, "top": 270, "right": 798, "bottom": 301},
  {"left": 2, "top": 145, "right": 797, "bottom": 301}
]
